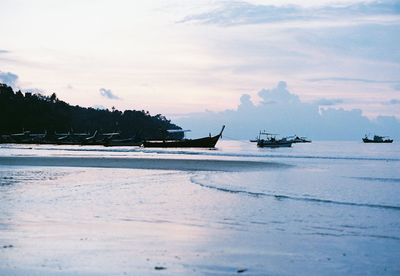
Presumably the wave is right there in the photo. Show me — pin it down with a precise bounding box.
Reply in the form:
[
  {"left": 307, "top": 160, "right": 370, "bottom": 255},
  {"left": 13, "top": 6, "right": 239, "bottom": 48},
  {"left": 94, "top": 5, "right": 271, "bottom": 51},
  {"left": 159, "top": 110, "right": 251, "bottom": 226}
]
[
  {"left": 3, "top": 144, "right": 399, "bottom": 162},
  {"left": 349, "top": 176, "right": 400, "bottom": 183},
  {"left": 302, "top": 232, "right": 400, "bottom": 241},
  {"left": 190, "top": 176, "right": 400, "bottom": 211},
  {"left": 0, "top": 169, "right": 72, "bottom": 186}
]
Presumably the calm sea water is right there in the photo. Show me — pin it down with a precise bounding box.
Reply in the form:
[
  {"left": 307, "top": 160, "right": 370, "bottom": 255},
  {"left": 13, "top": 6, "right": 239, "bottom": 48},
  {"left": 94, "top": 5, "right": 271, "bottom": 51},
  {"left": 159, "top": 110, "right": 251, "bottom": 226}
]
[{"left": 0, "top": 141, "right": 399, "bottom": 275}]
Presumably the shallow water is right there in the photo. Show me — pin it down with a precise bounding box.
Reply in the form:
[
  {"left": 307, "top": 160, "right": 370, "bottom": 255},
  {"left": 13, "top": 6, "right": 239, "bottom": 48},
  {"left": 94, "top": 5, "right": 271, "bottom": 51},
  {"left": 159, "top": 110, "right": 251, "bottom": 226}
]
[{"left": 0, "top": 141, "right": 399, "bottom": 275}]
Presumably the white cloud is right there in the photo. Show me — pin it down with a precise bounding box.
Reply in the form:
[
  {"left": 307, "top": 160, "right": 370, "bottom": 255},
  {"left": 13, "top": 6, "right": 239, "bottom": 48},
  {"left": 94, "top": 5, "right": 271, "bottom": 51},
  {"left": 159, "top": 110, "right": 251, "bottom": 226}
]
[
  {"left": 175, "top": 82, "right": 400, "bottom": 140},
  {"left": 0, "top": 71, "right": 19, "bottom": 88},
  {"left": 258, "top": 81, "right": 300, "bottom": 104},
  {"left": 314, "top": 98, "right": 344, "bottom": 106},
  {"left": 179, "top": 0, "right": 400, "bottom": 26},
  {"left": 92, "top": 104, "right": 107, "bottom": 110},
  {"left": 384, "top": 99, "right": 400, "bottom": 105},
  {"left": 0, "top": 1, "right": 399, "bottom": 120},
  {"left": 99, "top": 88, "right": 120, "bottom": 100}
]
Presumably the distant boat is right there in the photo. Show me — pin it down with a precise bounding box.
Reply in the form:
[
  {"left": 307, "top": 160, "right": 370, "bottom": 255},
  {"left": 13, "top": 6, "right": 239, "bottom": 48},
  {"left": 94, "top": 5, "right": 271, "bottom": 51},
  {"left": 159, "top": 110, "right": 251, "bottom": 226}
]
[
  {"left": 256, "top": 132, "right": 292, "bottom": 148},
  {"left": 362, "top": 135, "right": 393, "bottom": 143},
  {"left": 287, "top": 135, "right": 311, "bottom": 143},
  {"left": 142, "top": 126, "right": 225, "bottom": 148}
]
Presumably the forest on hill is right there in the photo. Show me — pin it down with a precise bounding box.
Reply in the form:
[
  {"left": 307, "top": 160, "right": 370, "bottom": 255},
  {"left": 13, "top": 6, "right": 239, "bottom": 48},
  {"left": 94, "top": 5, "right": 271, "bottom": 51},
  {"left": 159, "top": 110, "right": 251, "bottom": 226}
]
[{"left": 0, "top": 83, "right": 183, "bottom": 140}]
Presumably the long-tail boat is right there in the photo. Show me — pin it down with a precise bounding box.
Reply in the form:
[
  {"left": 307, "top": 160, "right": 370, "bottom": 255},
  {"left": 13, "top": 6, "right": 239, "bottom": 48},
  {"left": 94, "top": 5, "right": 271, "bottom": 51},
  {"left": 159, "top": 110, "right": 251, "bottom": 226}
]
[{"left": 142, "top": 126, "right": 225, "bottom": 148}]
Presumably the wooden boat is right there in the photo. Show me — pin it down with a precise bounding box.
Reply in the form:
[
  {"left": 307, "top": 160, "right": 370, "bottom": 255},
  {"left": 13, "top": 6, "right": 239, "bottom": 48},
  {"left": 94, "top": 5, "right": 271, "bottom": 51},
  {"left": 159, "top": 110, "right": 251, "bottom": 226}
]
[
  {"left": 80, "top": 131, "right": 141, "bottom": 146},
  {"left": 56, "top": 131, "right": 91, "bottom": 145},
  {"left": 363, "top": 135, "right": 393, "bottom": 143},
  {"left": 256, "top": 132, "right": 292, "bottom": 148},
  {"left": 287, "top": 135, "right": 311, "bottom": 143},
  {"left": 142, "top": 126, "right": 225, "bottom": 148},
  {"left": 80, "top": 130, "right": 101, "bottom": 145},
  {"left": 249, "top": 137, "right": 258, "bottom": 143},
  {"left": 103, "top": 137, "right": 142, "bottom": 147},
  {"left": 1, "top": 130, "right": 58, "bottom": 144}
]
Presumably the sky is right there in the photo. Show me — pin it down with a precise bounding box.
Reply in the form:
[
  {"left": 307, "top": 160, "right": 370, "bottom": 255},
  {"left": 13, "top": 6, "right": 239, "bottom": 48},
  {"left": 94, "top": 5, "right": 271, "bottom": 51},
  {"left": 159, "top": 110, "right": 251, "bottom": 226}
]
[{"left": 1, "top": 0, "right": 400, "bottom": 139}]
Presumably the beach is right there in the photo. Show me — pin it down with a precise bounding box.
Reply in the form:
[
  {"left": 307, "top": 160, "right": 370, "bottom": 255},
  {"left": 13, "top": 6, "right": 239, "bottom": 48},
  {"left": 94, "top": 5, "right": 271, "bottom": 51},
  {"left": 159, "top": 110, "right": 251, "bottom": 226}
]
[{"left": 1, "top": 141, "right": 400, "bottom": 275}]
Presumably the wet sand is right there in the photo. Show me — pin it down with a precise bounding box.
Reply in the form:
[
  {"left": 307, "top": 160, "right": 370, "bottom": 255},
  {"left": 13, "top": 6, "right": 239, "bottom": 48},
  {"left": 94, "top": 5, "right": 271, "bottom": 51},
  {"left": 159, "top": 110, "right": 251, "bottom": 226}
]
[
  {"left": 0, "top": 156, "right": 289, "bottom": 172},
  {"left": 1, "top": 142, "right": 400, "bottom": 275}
]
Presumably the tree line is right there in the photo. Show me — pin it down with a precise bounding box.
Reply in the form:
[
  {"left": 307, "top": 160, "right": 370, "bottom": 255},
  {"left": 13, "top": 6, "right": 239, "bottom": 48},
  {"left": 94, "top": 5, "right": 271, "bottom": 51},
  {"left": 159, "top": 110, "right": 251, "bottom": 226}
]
[{"left": 0, "top": 83, "right": 183, "bottom": 140}]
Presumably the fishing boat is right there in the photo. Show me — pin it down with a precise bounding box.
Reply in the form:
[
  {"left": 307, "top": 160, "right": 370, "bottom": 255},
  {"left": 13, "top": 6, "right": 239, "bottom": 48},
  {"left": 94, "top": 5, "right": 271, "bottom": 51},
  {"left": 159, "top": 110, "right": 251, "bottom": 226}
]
[
  {"left": 142, "top": 126, "right": 225, "bottom": 148},
  {"left": 103, "top": 137, "right": 142, "bottom": 147},
  {"left": 287, "top": 135, "right": 311, "bottom": 143},
  {"left": 256, "top": 132, "right": 292, "bottom": 148},
  {"left": 362, "top": 135, "right": 393, "bottom": 143},
  {"left": 56, "top": 131, "right": 91, "bottom": 145}
]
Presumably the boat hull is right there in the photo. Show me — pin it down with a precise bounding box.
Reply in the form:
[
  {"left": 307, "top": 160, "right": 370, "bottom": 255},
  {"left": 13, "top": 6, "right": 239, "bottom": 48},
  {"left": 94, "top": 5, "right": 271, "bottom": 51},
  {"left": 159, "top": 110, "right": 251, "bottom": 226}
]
[
  {"left": 292, "top": 138, "right": 311, "bottom": 143},
  {"left": 143, "top": 126, "right": 224, "bottom": 148},
  {"left": 257, "top": 141, "right": 292, "bottom": 148},
  {"left": 104, "top": 139, "right": 142, "bottom": 147},
  {"left": 362, "top": 138, "right": 393, "bottom": 143},
  {"left": 143, "top": 135, "right": 221, "bottom": 148}
]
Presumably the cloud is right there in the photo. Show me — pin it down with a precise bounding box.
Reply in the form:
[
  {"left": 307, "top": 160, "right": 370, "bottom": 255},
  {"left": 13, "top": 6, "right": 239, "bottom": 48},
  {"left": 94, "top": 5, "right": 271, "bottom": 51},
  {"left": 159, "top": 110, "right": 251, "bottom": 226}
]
[
  {"left": 393, "top": 83, "right": 400, "bottom": 91},
  {"left": 99, "top": 88, "right": 120, "bottom": 100},
  {"left": 0, "top": 71, "right": 19, "bottom": 88},
  {"left": 0, "top": 70, "right": 45, "bottom": 95},
  {"left": 258, "top": 81, "right": 300, "bottom": 104},
  {"left": 174, "top": 81, "right": 400, "bottom": 140},
  {"left": 308, "top": 77, "right": 400, "bottom": 92},
  {"left": 92, "top": 104, "right": 107, "bottom": 110},
  {"left": 179, "top": 2, "right": 304, "bottom": 26},
  {"left": 315, "top": 98, "right": 344, "bottom": 106},
  {"left": 308, "top": 77, "right": 400, "bottom": 84},
  {"left": 384, "top": 99, "right": 400, "bottom": 105},
  {"left": 21, "top": 87, "right": 45, "bottom": 95},
  {"left": 238, "top": 94, "right": 255, "bottom": 110},
  {"left": 179, "top": 1, "right": 400, "bottom": 26}
]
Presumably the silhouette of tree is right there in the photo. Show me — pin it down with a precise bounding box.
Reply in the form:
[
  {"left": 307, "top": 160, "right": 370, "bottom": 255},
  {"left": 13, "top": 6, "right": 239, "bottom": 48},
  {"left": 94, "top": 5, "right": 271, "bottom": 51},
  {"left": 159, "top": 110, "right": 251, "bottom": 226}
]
[{"left": 0, "top": 83, "right": 182, "bottom": 140}]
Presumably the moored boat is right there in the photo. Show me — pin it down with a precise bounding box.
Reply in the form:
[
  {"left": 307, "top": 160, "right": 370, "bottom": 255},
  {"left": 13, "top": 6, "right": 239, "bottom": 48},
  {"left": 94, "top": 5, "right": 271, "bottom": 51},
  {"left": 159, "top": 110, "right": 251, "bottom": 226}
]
[
  {"left": 362, "top": 135, "right": 393, "bottom": 143},
  {"left": 142, "top": 126, "right": 225, "bottom": 148},
  {"left": 103, "top": 137, "right": 142, "bottom": 147},
  {"left": 256, "top": 132, "right": 293, "bottom": 148},
  {"left": 287, "top": 135, "right": 311, "bottom": 143}
]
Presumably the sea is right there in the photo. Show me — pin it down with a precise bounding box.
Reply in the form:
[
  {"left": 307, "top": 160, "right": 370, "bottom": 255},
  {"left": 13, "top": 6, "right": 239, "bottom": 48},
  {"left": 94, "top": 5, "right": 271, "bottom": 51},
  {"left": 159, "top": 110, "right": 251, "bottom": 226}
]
[{"left": 0, "top": 140, "right": 399, "bottom": 275}]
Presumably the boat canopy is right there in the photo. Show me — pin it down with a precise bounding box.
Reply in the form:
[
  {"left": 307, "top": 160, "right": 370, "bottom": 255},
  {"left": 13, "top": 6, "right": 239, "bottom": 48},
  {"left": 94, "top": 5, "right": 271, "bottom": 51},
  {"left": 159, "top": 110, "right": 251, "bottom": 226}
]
[{"left": 259, "top": 131, "right": 279, "bottom": 136}]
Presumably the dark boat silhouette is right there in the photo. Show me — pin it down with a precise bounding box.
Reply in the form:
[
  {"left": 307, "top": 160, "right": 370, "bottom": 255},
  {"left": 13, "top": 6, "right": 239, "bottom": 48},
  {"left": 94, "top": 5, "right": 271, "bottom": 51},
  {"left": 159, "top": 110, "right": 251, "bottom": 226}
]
[
  {"left": 103, "top": 137, "right": 142, "bottom": 147},
  {"left": 362, "top": 135, "right": 393, "bottom": 143},
  {"left": 287, "top": 135, "right": 311, "bottom": 143},
  {"left": 249, "top": 137, "right": 258, "bottom": 142},
  {"left": 256, "top": 132, "right": 292, "bottom": 148},
  {"left": 4, "top": 130, "right": 49, "bottom": 144},
  {"left": 142, "top": 126, "right": 225, "bottom": 148},
  {"left": 56, "top": 131, "right": 91, "bottom": 145}
]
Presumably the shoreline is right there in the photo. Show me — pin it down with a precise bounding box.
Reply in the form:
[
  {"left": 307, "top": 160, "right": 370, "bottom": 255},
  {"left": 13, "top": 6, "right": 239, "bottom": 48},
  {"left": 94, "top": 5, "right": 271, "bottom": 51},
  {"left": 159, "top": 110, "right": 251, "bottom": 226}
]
[{"left": 0, "top": 156, "right": 290, "bottom": 172}]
